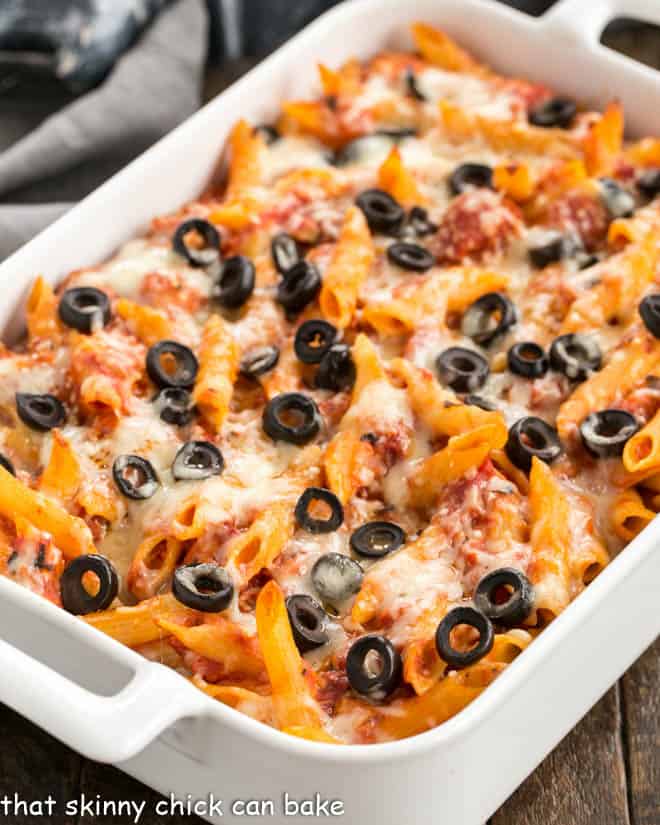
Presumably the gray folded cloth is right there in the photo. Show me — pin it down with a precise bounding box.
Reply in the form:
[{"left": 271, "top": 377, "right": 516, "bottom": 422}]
[{"left": 0, "top": 0, "right": 207, "bottom": 260}]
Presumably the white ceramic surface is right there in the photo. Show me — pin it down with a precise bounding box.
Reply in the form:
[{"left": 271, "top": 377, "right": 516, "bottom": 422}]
[{"left": 0, "top": 1, "right": 659, "bottom": 822}]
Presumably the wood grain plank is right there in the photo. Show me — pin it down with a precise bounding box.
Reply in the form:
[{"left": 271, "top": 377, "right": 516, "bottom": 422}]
[
  {"left": 621, "top": 639, "right": 660, "bottom": 825},
  {"left": 0, "top": 704, "right": 81, "bottom": 825},
  {"left": 491, "top": 685, "right": 630, "bottom": 825}
]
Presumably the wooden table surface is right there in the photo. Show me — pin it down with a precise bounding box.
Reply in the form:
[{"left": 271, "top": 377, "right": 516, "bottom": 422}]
[{"left": 1, "top": 18, "right": 659, "bottom": 825}]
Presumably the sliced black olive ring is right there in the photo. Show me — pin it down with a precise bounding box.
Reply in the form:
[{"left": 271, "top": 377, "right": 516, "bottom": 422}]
[
  {"left": 271, "top": 232, "right": 300, "bottom": 275},
  {"left": 464, "top": 394, "right": 497, "bottom": 412},
  {"left": 448, "top": 163, "right": 493, "bottom": 196},
  {"left": 172, "top": 441, "right": 224, "bottom": 481},
  {"left": 240, "top": 345, "right": 280, "bottom": 378},
  {"left": 346, "top": 634, "right": 402, "bottom": 698},
  {"left": 112, "top": 454, "right": 160, "bottom": 500},
  {"left": 350, "top": 521, "right": 405, "bottom": 559},
  {"left": 405, "top": 69, "right": 427, "bottom": 101},
  {"left": 146, "top": 340, "right": 199, "bottom": 390},
  {"left": 407, "top": 205, "right": 437, "bottom": 237},
  {"left": 294, "top": 319, "right": 338, "bottom": 364},
  {"left": 60, "top": 554, "right": 119, "bottom": 615},
  {"left": 263, "top": 392, "right": 321, "bottom": 445},
  {"left": 173, "top": 563, "right": 234, "bottom": 613},
  {"left": 461, "top": 292, "right": 516, "bottom": 347},
  {"left": 639, "top": 294, "right": 660, "bottom": 339},
  {"left": 637, "top": 168, "right": 660, "bottom": 200},
  {"left": 58, "top": 287, "right": 111, "bottom": 333},
  {"left": 295, "top": 487, "right": 344, "bottom": 534},
  {"left": 0, "top": 453, "right": 15, "bottom": 476},
  {"left": 387, "top": 241, "right": 435, "bottom": 272},
  {"left": 172, "top": 218, "right": 221, "bottom": 268},
  {"left": 16, "top": 393, "right": 66, "bottom": 432},
  {"left": 436, "top": 347, "right": 490, "bottom": 393},
  {"left": 549, "top": 333, "right": 601, "bottom": 381},
  {"left": 311, "top": 553, "right": 363, "bottom": 605},
  {"left": 528, "top": 96, "right": 576, "bottom": 129},
  {"left": 474, "top": 567, "right": 535, "bottom": 626},
  {"left": 276, "top": 260, "right": 322, "bottom": 314},
  {"left": 286, "top": 594, "right": 329, "bottom": 653},
  {"left": 435, "top": 606, "right": 494, "bottom": 669},
  {"left": 154, "top": 387, "right": 195, "bottom": 426},
  {"left": 212, "top": 255, "right": 255, "bottom": 309},
  {"left": 376, "top": 127, "right": 418, "bottom": 140},
  {"left": 255, "top": 124, "right": 280, "bottom": 145},
  {"left": 505, "top": 417, "right": 562, "bottom": 472},
  {"left": 580, "top": 409, "right": 640, "bottom": 458},
  {"left": 355, "top": 189, "right": 405, "bottom": 235},
  {"left": 528, "top": 232, "right": 574, "bottom": 269},
  {"left": 599, "top": 177, "right": 635, "bottom": 219},
  {"left": 315, "top": 343, "right": 356, "bottom": 392},
  {"left": 507, "top": 342, "right": 549, "bottom": 379}
]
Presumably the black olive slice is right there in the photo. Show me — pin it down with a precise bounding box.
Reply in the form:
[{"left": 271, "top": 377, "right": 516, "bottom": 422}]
[
  {"left": 172, "top": 441, "right": 224, "bottom": 481},
  {"left": 639, "top": 294, "right": 660, "bottom": 339},
  {"left": 255, "top": 124, "right": 280, "bottom": 144},
  {"left": 346, "top": 635, "right": 402, "bottom": 698},
  {"left": 376, "top": 127, "right": 418, "bottom": 140},
  {"left": 294, "top": 320, "right": 338, "bottom": 364},
  {"left": 113, "top": 455, "right": 160, "bottom": 500},
  {"left": 311, "top": 552, "right": 364, "bottom": 605},
  {"left": 449, "top": 163, "right": 493, "bottom": 196},
  {"left": 262, "top": 392, "right": 321, "bottom": 445},
  {"left": 295, "top": 487, "right": 343, "bottom": 533},
  {"left": 405, "top": 69, "right": 427, "bottom": 101},
  {"left": 315, "top": 344, "right": 356, "bottom": 392},
  {"left": 387, "top": 241, "right": 435, "bottom": 272},
  {"left": 579, "top": 409, "right": 639, "bottom": 458},
  {"left": 154, "top": 387, "right": 195, "bottom": 426},
  {"left": 528, "top": 231, "right": 576, "bottom": 269},
  {"left": 436, "top": 347, "right": 489, "bottom": 393},
  {"left": 212, "top": 255, "right": 255, "bottom": 308},
  {"left": 350, "top": 521, "right": 405, "bottom": 559},
  {"left": 505, "top": 417, "right": 562, "bottom": 472},
  {"left": 146, "top": 341, "right": 199, "bottom": 389},
  {"left": 356, "top": 189, "right": 405, "bottom": 235},
  {"left": 58, "top": 287, "right": 111, "bottom": 333},
  {"left": 173, "top": 563, "right": 234, "bottom": 613},
  {"left": 461, "top": 292, "right": 516, "bottom": 347},
  {"left": 407, "top": 205, "right": 437, "bottom": 237},
  {"left": 240, "top": 346, "right": 280, "bottom": 378},
  {"left": 474, "top": 567, "right": 535, "bottom": 626},
  {"left": 0, "top": 453, "right": 15, "bottom": 476},
  {"left": 60, "top": 554, "right": 119, "bottom": 615},
  {"left": 549, "top": 333, "right": 601, "bottom": 381},
  {"left": 528, "top": 96, "right": 576, "bottom": 129},
  {"left": 16, "top": 393, "right": 66, "bottom": 431},
  {"left": 435, "top": 606, "right": 494, "bottom": 668},
  {"left": 172, "top": 219, "right": 221, "bottom": 268},
  {"left": 599, "top": 177, "right": 635, "bottom": 219},
  {"left": 276, "top": 261, "right": 322, "bottom": 314},
  {"left": 507, "top": 342, "right": 549, "bottom": 379},
  {"left": 271, "top": 233, "right": 300, "bottom": 275},
  {"left": 464, "top": 394, "right": 497, "bottom": 412},
  {"left": 637, "top": 168, "right": 660, "bottom": 200},
  {"left": 286, "top": 594, "right": 329, "bottom": 653}
]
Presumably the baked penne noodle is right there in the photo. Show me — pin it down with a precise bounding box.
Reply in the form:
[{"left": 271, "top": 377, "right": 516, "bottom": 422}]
[{"left": 193, "top": 314, "right": 240, "bottom": 433}]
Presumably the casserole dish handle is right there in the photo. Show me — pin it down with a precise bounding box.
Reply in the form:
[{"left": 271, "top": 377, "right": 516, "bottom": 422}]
[
  {"left": 0, "top": 636, "right": 210, "bottom": 763},
  {"left": 544, "top": 0, "right": 660, "bottom": 44}
]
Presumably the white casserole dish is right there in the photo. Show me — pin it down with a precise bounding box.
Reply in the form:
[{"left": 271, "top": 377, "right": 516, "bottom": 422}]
[{"left": 0, "top": 0, "right": 659, "bottom": 822}]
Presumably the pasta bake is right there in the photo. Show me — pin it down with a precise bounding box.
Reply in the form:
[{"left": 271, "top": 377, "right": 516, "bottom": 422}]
[{"left": 2, "top": 22, "right": 660, "bottom": 744}]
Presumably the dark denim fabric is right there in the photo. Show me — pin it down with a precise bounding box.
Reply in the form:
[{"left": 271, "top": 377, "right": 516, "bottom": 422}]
[{"left": 209, "top": 0, "right": 557, "bottom": 59}]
